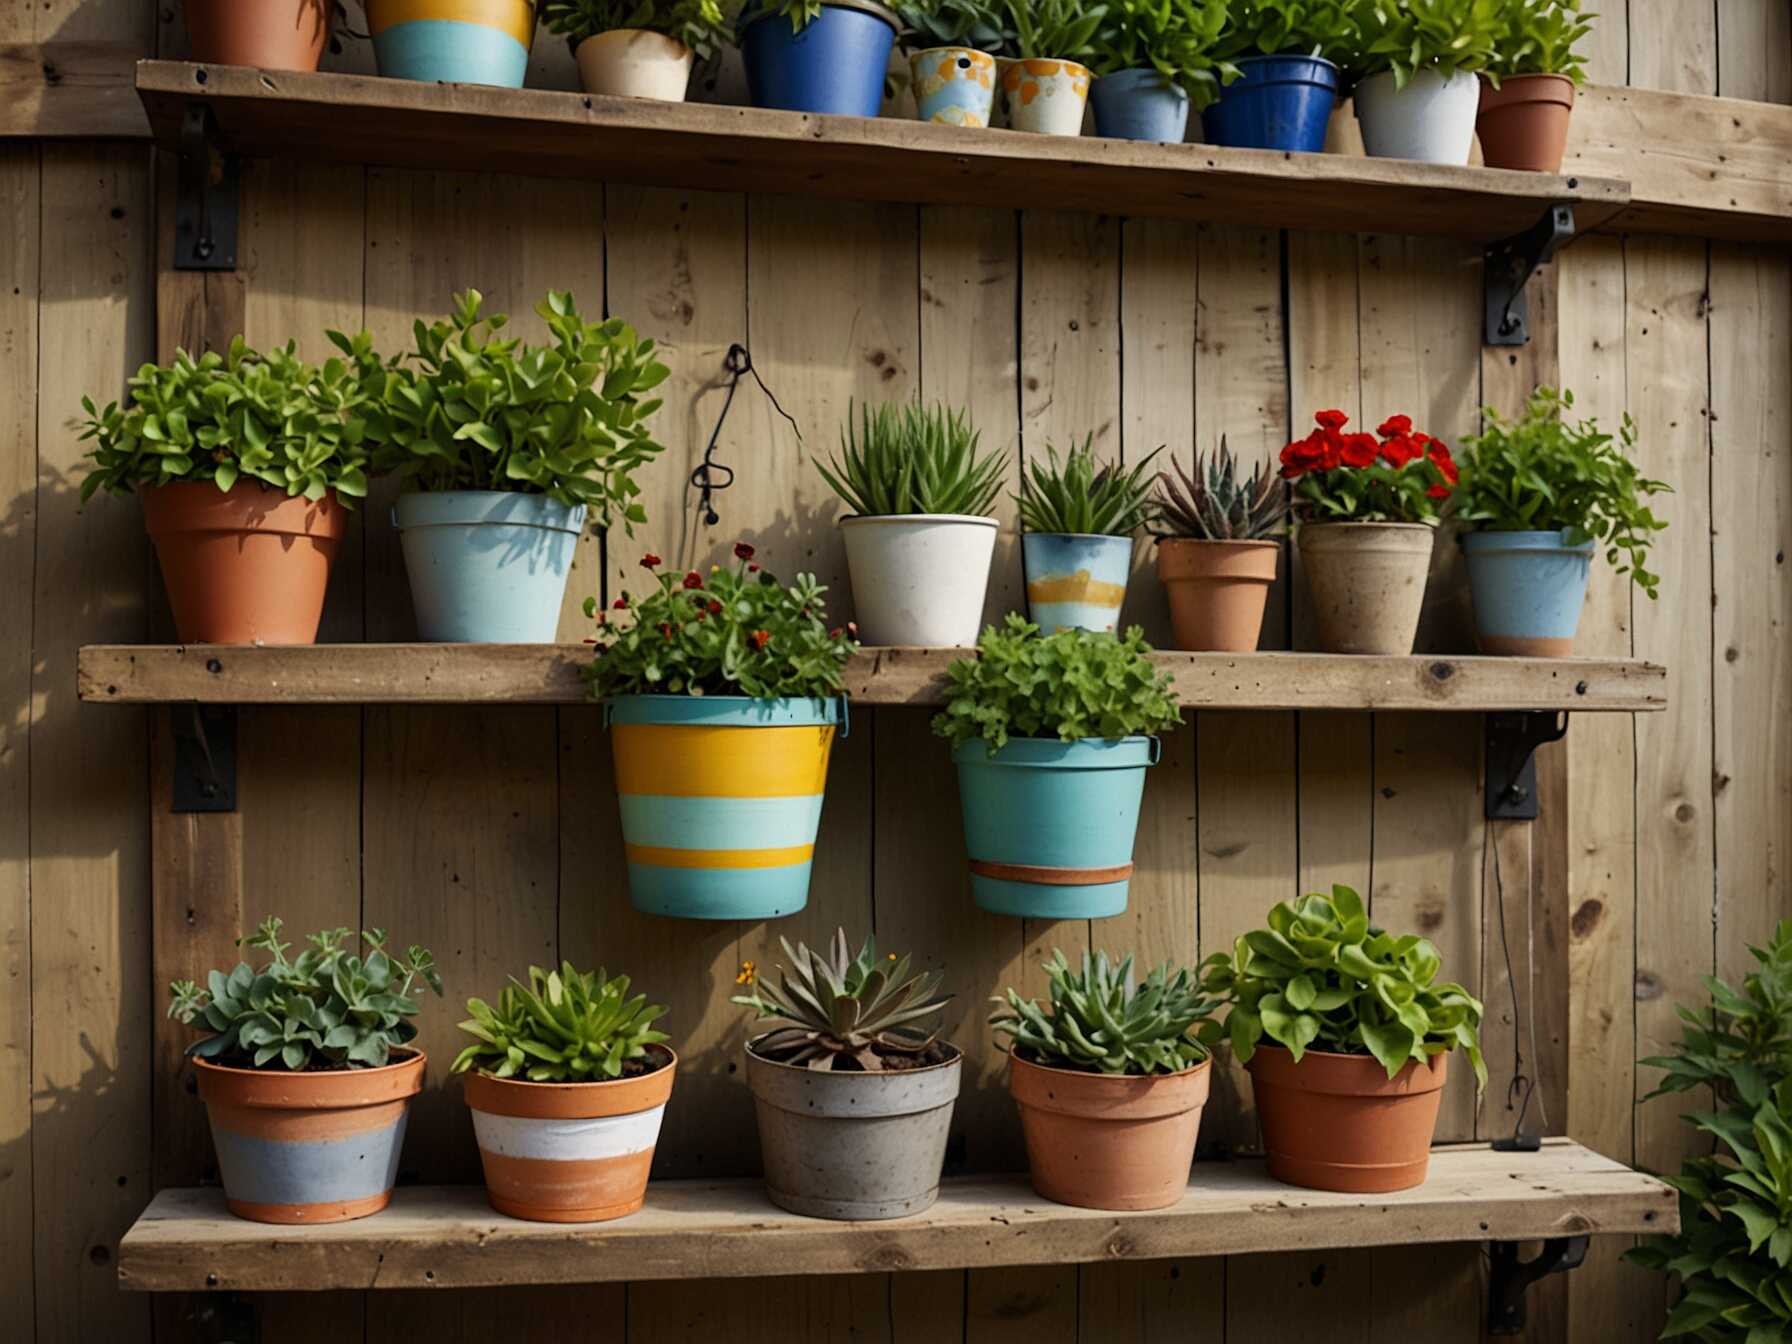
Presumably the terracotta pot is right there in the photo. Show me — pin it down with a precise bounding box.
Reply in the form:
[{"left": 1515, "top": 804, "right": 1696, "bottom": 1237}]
[
  {"left": 1155, "top": 538, "right": 1279, "bottom": 652},
  {"left": 142, "top": 481, "right": 348, "bottom": 644},
  {"left": 1008, "top": 1049, "right": 1210, "bottom": 1210},
  {"left": 1296, "top": 521, "right": 1434, "bottom": 655},
  {"left": 184, "top": 0, "right": 331, "bottom": 71},
  {"left": 464, "top": 1046, "right": 675, "bottom": 1222},
  {"left": 1247, "top": 1044, "right": 1447, "bottom": 1193},
  {"left": 1477, "top": 73, "right": 1575, "bottom": 173}
]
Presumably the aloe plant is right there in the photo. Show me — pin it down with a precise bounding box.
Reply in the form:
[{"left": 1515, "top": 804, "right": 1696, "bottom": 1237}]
[
  {"left": 1016, "top": 436, "right": 1159, "bottom": 536},
  {"left": 1152, "top": 438, "right": 1289, "bottom": 541},
  {"left": 990, "top": 949, "right": 1218, "bottom": 1075},
  {"left": 815, "top": 401, "right": 1007, "bottom": 518}
]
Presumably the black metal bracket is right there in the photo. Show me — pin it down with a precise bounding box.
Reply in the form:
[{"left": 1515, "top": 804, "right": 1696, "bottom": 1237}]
[
  {"left": 1485, "top": 711, "right": 1567, "bottom": 820},
  {"left": 1487, "top": 1236, "right": 1589, "bottom": 1334},
  {"left": 172, "top": 706, "right": 237, "bottom": 813},
  {"left": 1484, "top": 204, "right": 1575, "bottom": 346},
  {"left": 185, "top": 1291, "right": 259, "bottom": 1344},
  {"left": 175, "top": 104, "right": 239, "bottom": 271}
]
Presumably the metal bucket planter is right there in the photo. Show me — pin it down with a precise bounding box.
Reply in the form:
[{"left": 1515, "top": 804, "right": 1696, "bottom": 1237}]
[
  {"left": 1354, "top": 68, "right": 1481, "bottom": 165},
  {"left": 739, "top": 0, "right": 898, "bottom": 116},
  {"left": 1199, "top": 53, "right": 1338, "bottom": 152},
  {"left": 392, "top": 490, "right": 585, "bottom": 642},
  {"left": 910, "top": 46, "right": 998, "bottom": 126},
  {"left": 1090, "top": 69, "right": 1189, "bottom": 142},
  {"left": 575, "top": 30, "right": 695, "bottom": 101},
  {"left": 1461, "top": 529, "right": 1595, "bottom": 656},
  {"left": 1022, "top": 532, "right": 1134, "bottom": 633},
  {"left": 839, "top": 513, "right": 998, "bottom": 645},
  {"left": 744, "top": 1035, "right": 961, "bottom": 1219},
  {"left": 607, "top": 695, "right": 841, "bottom": 919},
  {"left": 952, "top": 735, "right": 1157, "bottom": 919},
  {"left": 365, "top": 0, "right": 537, "bottom": 87}
]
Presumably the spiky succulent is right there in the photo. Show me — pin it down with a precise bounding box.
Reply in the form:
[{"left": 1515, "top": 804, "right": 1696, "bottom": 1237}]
[
  {"left": 1152, "top": 438, "right": 1288, "bottom": 541},
  {"left": 451, "top": 963, "right": 669, "bottom": 1082},
  {"left": 733, "top": 929, "right": 951, "bottom": 1071},
  {"left": 816, "top": 400, "right": 1006, "bottom": 517},
  {"left": 1016, "top": 435, "right": 1159, "bottom": 537},
  {"left": 991, "top": 949, "right": 1217, "bottom": 1076}
]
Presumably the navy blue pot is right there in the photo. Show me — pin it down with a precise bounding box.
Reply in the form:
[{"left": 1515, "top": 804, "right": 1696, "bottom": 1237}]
[
  {"left": 1090, "top": 68, "right": 1190, "bottom": 142},
  {"left": 1201, "top": 53, "right": 1339, "bottom": 153},
  {"left": 739, "top": 0, "right": 898, "bottom": 117}
]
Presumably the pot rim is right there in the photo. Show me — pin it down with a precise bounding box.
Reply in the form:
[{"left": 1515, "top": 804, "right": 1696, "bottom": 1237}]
[
  {"left": 909, "top": 44, "right": 997, "bottom": 58},
  {"left": 1021, "top": 530, "right": 1137, "bottom": 543},
  {"left": 996, "top": 55, "right": 1093, "bottom": 77},
  {"left": 1231, "top": 51, "right": 1341, "bottom": 74},
  {"left": 1296, "top": 519, "right": 1435, "bottom": 532},
  {"left": 951, "top": 734, "right": 1157, "bottom": 769},
  {"left": 605, "top": 692, "right": 842, "bottom": 727},
  {"left": 191, "top": 1045, "right": 425, "bottom": 1080},
  {"left": 1245, "top": 1040, "right": 1450, "bottom": 1091},
  {"left": 1354, "top": 66, "right": 1480, "bottom": 94},
  {"left": 1153, "top": 535, "right": 1280, "bottom": 549},
  {"left": 463, "top": 1043, "right": 677, "bottom": 1117},
  {"left": 737, "top": 0, "right": 899, "bottom": 36},
  {"left": 744, "top": 1031, "right": 963, "bottom": 1076},
  {"left": 1459, "top": 527, "right": 1596, "bottom": 553},
  {"left": 463, "top": 1042, "right": 677, "bottom": 1090},
  {"left": 839, "top": 511, "right": 999, "bottom": 529},
  {"left": 193, "top": 1046, "right": 427, "bottom": 1108},
  {"left": 575, "top": 28, "right": 693, "bottom": 57},
  {"left": 1006, "top": 1045, "right": 1212, "bottom": 1084}
]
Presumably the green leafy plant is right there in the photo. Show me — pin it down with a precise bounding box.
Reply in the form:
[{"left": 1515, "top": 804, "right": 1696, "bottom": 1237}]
[
  {"left": 1002, "top": 0, "right": 1108, "bottom": 59},
  {"left": 897, "top": 0, "right": 1013, "bottom": 50},
  {"left": 79, "top": 335, "right": 376, "bottom": 506},
  {"left": 991, "top": 949, "right": 1217, "bottom": 1075},
  {"left": 1349, "top": 0, "right": 1503, "bottom": 87},
  {"left": 815, "top": 400, "right": 1007, "bottom": 518},
  {"left": 747, "top": 0, "right": 826, "bottom": 34},
  {"left": 354, "top": 290, "right": 669, "bottom": 525},
  {"left": 450, "top": 963, "right": 669, "bottom": 1082},
  {"left": 541, "top": 0, "right": 732, "bottom": 60},
  {"left": 732, "top": 929, "right": 952, "bottom": 1071},
  {"left": 1455, "top": 386, "right": 1669, "bottom": 598},
  {"left": 931, "top": 614, "right": 1180, "bottom": 750},
  {"left": 1017, "top": 436, "right": 1159, "bottom": 536},
  {"left": 1211, "top": 0, "right": 1359, "bottom": 67},
  {"left": 1090, "top": 0, "right": 1238, "bottom": 105},
  {"left": 1280, "top": 408, "right": 1458, "bottom": 525},
  {"left": 167, "top": 918, "right": 442, "bottom": 1071},
  {"left": 585, "top": 542, "right": 857, "bottom": 699},
  {"left": 1152, "top": 438, "right": 1289, "bottom": 540},
  {"left": 1198, "top": 886, "right": 1487, "bottom": 1087},
  {"left": 1486, "top": 0, "right": 1594, "bottom": 83}
]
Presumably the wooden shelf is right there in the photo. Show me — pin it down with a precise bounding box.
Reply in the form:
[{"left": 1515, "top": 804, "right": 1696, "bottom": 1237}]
[{"left": 78, "top": 644, "right": 1667, "bottom": 712}]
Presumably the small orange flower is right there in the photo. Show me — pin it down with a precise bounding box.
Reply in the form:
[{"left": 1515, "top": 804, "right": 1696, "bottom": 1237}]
[
  {"left": 735, "top": 960, "right": 756, "bottom": 985},
  {"left": 750, "top": 629, "right": 771, "bottom": 651}
]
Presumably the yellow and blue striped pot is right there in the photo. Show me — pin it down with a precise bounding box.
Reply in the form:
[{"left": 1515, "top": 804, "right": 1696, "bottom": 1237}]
[
  {"left": 365, "top": 0, "right": 536, "bottom": 88},
  {"left": 607, "top": 695, "right": 842, "bottom": 920}
]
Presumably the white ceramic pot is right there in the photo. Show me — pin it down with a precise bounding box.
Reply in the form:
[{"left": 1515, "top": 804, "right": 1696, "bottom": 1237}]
[
  {"left": 839, "top": 514, "right": 998, "bottom": 646},
  {"left": 1353, "top": 68, "right": 1480, "bottom": 164},
  {"left": 575, "top": 29, "right": 695, "bottom": 102},
  {"left": 999, "top": 57, "right": 1091, "bottom": 135}
]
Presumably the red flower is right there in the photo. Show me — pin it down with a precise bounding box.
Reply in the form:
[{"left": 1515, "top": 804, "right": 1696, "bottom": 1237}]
[
  {"left": 611, "top": 596, "right": 629, "bottom": 610},
  {"left": 734, "top": 542, "right": 755, "bottom": 561},
  {"left": 1339, "top": 433, "right": 1378, "bottom": 469},
  {"left": 747, "top": 563, "right": 760, "bottom": 574},
  {"left": 1379, "top": 433, "right": 1422, "bottom": 467},
  {"left": 1377, "top": 414, "right": 1412, "bottom": 438},
  {"left": 829, "top": 627, "right": 842, "bottom": 640},
  {"left": 707, "top": 599, "right": 722, "bottom": 615},
  {"left": 1315, "top": 409, "right": 1348, "bottom": 432},
  {"left": 750, "top": 629, "right": 771, "bottom": 650},
  {"left": 657, "top": 622, "right": 674, "bottom": 639},
  {"left": 641, "top": 553, "right": 661, "bottom": 570},
  {"left": 682, "top": 571, "right": 703, "bottom": 590},
  {"left": 1426, "top": 440, "right": 1459, "bottom": 498}
]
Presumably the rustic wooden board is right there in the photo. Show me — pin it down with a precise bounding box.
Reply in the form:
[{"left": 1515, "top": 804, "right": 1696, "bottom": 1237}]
[{"left": 0, "top": 41, "right": 148, "bottom": 137}]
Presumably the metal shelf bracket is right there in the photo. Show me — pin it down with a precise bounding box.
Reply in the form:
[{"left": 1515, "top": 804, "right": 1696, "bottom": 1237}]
[
  {"left": 1484, "top": 204, "right": 1575, "bottom": 346},
  {"left": 176, "top": 104, "right": 239, "bottom": 271},
  {"left": 1487, "top": 1235, "right": 1589, "bottom": 1334},
  {"left": 1485, "top": 711, "right": 1568, "bottom": 820},
  {"left": 172, "top": 705, "right": 237, "bottom": 813}
]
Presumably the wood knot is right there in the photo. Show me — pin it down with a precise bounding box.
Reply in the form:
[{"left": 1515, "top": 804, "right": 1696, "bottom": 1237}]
[
  {"left": 858, "top": 1244, "right": 916, "bottom": 1272},
  {"left": 1635, "top": 970, "right": 1664, "bottom": 1001},
  {"left": 1570, "top": 898, "right": 1603, "bottom": 939},
  {"left": 1428, "top": 661, "right": 1454, "bottom": 680},
  {"left": 1103, "top": 1231, "right": 1137, "bottom": 1259}
]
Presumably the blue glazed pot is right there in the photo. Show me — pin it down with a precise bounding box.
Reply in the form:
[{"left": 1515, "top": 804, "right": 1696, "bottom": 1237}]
[
  {"left": 953, "top": 736, "right": 1157, "bottom": 919},
  {"left": 365, "top": 0, "right": 537, "bottom": 88},
  {"left": 1461, "top": 529, "right": 1595, "bottom": 657},
  {"left": 739, "top": 0, "right": 898, "bottom": 116},
  {"left": 1200, "top": 53, "right": 1339, "bottom": 152},
  {"left": 1023, "top": 533, "right": 1135, "bottom": 633},
  {"left": 392, "top": 490, "right": 585, "bottom": 643},
  {"left": 1090, "top": 68, "right": 1190, "bottom": 142}
]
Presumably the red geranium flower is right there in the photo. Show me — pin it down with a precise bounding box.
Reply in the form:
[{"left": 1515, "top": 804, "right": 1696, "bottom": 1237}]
[
  {"left": 641, "top": 553, "right": 661, "bottom": 570},
  {"left": 747, "top": 563, "right": 760, "bottom": 574},
  {"left": 657, "top": 622, "right": 673, "bottom": 639},
  {"left": 1379, "top": 434, "right": 1422, "bottom": 466},
  {"left": 750, "top": 629, "right": 771, "bottom": 650},
  {"left": 1315, "top": 409, "right": 1348, "bottom": 432},
  {"left": 707, "top": 599, "right": 722, "bottom": 615},
  {"left": 1339, "top": 432, "right": 1378, "bottom": 468},
  {"left": 734, "top": 542, "right": 755, "bottom": 561},
  {"left": 1377, "top": 414, "right": 1412, "bottom": 438},
  {"left": 611, "top": 596, "right": 629, "bottom": 610},
  {"left": 682, "top": 571, "right": 703, "bottom": 590}
]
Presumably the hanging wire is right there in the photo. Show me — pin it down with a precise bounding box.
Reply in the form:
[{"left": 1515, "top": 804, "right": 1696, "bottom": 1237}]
[{"left": 691, "top": 344, "right": 801, "bottom": 527}]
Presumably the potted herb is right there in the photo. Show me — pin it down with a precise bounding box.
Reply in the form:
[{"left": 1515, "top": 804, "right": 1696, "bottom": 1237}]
[
  {"left": 733, "top": 931, "right": 960, "bottom": 1220},
  {"left": 360, "top": 289, "right": 668, "bottom": 643},
  {"left": 543, "top": 0, "right": 732, "bottom": 101},
  {"left": 1280, "top": 408, "right": 1457, "bottom": 655},
  {"left": 1202, "top": 0, "right": 1357, "bottom": 152},
  {"left": 1477, "top": 0, "right": 1593, "bottom": 172},
  {"left": 737, "top": 0, "right": 903, "bottom": 116},
  {"left": 932, "top": 616, "right": 1180, "bottom": 918},
  {"left": 897, "top": 0, "right": 1010, "bottom": 126},
  {"left": 1088, "top": 0, "right": 1234, "bottom": 143},
  {"left": 78, "top": 335, "right": 375, "bottom": 645},
  {"left": 1350, "top": 0, "right": 1502, "bottom": 165},
  {"left": 585, "top": 542, "right": 857, "bottom": 919},
  {"left": 1151, "top": 439, "right": 1289, "bottom": 652},
  {"left": 183, "top": 0, "right": 332, "bottom": 70},
  {"left": 1016, "top": 437, "right": 1158, "bottom": 633},
  {"left": 992, "top": 950, "right": 1217, "bottom": 1210},
  {"left": 451, "top": 963, "right": 672, "bottom": 1222},
  {"left": 816, "top": 400, "right": 1007, "bottom": 646},
  {"left": 365, "top": 0, "right": 538, "bottom": 86},
  {"left": 997, "top": 0, "right": 1106, "bottom": 135},
  {"left": 1453, "top": 387, "right": 1668, "bottom": 656},
  {"left": 1198, "top": 886, "right": 1486, "bottom": 1193},
  {"left": 166, "top": 918, "right": 442, "bottom": 1224}
]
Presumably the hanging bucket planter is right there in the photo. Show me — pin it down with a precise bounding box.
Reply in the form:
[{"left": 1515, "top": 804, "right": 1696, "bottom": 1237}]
[
  {"left": 953, "top": 735, "right": 1155, "bottom": 919},
  {"left": 1297, "top": 521, "right": 1434, "bottom": 655},
  {"left": 910, "top": 46, "right": 998, "bottom": 126},
  {"left": 143, "top": 481, "right": 348, "bottom": 645},
  {"left": 366, "top": 0, "right": 537, "bottom": 87},
  {"left": 1023, "top": 533, "right": 1134, "bottom": 633},
  {"left": 1156, "top": 538, "right": 1278, "bottom": 652},
  {"left": 1354, "top": 68, "right": 1481, "bottom": 164},
  {"left": 392, "top": 490, "right": 584, "bottom": 642},
  {"left": 1477, "top": 73, "right": 1576, "bottom": 172},
  {"left": 1089, "top": 69, "right": 1189, "bottom": 142},
  {"left": 184, "top": 0, "right": 330, "bottom": 70},
  {"left": 607, "top": 695, "right": 840, "bottom": 920},
  {"left": 1461, "top": 529, "right": 1594, "bottom": 656},
  {"left": 1000, "top": 58, "right": 1092, "bottom": 135},
  {"left": 574, "top": 30, "right": 695, "bottom": 101},
  {"left": 738, "top": 0, "right": 899, "bottom": 117},
  {"left": 1199, "top": 54, "right": 1338, "bottom": 152},
  {"left": 839, "top": 514, "right": 998, "bottom": 645}
]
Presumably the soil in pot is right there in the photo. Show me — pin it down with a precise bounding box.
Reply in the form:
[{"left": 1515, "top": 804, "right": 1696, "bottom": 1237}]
[
  {"left": 1477, "top": 73, "right": 1575, "bottom": 172},
  {"left": 1247, "top": 1044, "right": 1446, "bottom": 1192},
  {"left": 1354, "top": 68, "right": 1480, "bottom": 164},
  {"left": 576, "top": 29, "right": 695, "bottom": 101},
  {"left": 839, "top": 513, "right": 998, "bottom": 645},
  {"left": 1199, "top": 54, "right": 1339, "bottom": 152},
  {"left": 911, "top": 46, "right": 998, "bottom": 126},
  {"left": 392, "top": 490, "right": 585, "bottom": 642},
  {"left": 1461, "top": 529, "right": 1594, "bottom": 656},
  {"left": 1155, "top": 538, "right": 1278, "bottom": 651},
  {"left": 1297, "top": 521, "right": 1434, "bottom": 655},
  {"left": 1001, "top": 58, "right": 1091, "bottom": 135},
  {"left": 184, "top": 0, "right": 331, "bottom": 70},
  {"left": 739, "top": 0, "right": 899, "bottom": 116},
  {"left": 365, "top": 0, "right": 537, "bottom": 87}
]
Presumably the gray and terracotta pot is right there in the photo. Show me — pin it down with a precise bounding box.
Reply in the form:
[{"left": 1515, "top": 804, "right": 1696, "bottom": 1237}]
[{"left": 1297, "top": 521, "right": 1434, "bottom": 655}]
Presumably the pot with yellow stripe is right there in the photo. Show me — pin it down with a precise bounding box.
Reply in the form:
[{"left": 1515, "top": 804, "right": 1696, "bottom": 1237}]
[
  {"left": 608, "top": 694, "right": 843, "bottom": 919},
  {"left": 365, "top": 0, "right": 537, "bottom": 87}
]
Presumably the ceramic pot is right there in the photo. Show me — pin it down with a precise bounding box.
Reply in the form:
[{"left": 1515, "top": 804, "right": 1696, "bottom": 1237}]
[
  {"left": 575, "top": 29, "right": 695, "bottom": 101},
  {"left": 1022, "top": 532, "right": 1134, "bottom": 633},
  {"left": 1477, "top": 73, "right": 1576, "bottom": 172},
  {"left": 839, "top": 513, "right": 998, "bottom": 645},
  {"left": 1155, "top": 538, "right": 1278, "bottom": 652},
  {"left": 910, "top": 46, "right": 998, "bottom": 126},
  {"left": 1247, "top": 1045, "right": 1447, "bottom": 1193},
  {"left": 1354, "top": 68, "right": 1481, "bottom": 164},
  {"left": 745, "top": 1037, "right": 961, "bottom": 1220},
  {"left": 1009, "top": 1050, "right": 1210, "bottom": 1210},
  {"left": 739, "top": 0, "right": 899, "bottom": 116},
  {"left": 952, "top": 735, "right": 1156, "bottom": 919},
  {"left": 1090, "top": 68, "right": 1189, "bottom": 142},
  {"left": 464, "top": 1047, "right": 675, "bottom": 1222},
  {"left": 1200, "top": 53, "right": 1339, "bottom": 152},
  {"left": 194, "top": 1051, "right": 424, "bottom": 1224},
  {"left": 607, "top": 694, "right": 839, "bottom": 919},
  {"left": 365, "top": 0, "right": 536, "bottom": 87},
  {"left": 142, "top": 481, "right": 347, "bottom": 645},
  {"left": 1000, "top": 57, "right": 1091, "bottom": 135},
  {"left": 392, "top": 490, "right": 584, "bottom": 642},
  {"left": 1461, "top": 529, "right": 1595, "bottom": 656},
  {"left": 1297, "top": 521, "right": 1434, "bottom": 655},
  {"left": 184, "top": 0, "right": 330, "bottom": 70}
]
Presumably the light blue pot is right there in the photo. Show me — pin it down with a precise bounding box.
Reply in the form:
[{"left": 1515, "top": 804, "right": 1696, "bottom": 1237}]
[
  {"left": 392, "top": 491, "right": 585, "bottom": 643},
  {"left": 952, "top": 735, "right": 1157, "bottom": 919},
  {"left": 1022, "top": 533, "right": 1135, "bottom": 633},
  {"left": 1461, "top": 529, "right": 1595, "bottom": 657},
  {"left": 1090, "top": 68, "right": 1190, "bottom": 142}
]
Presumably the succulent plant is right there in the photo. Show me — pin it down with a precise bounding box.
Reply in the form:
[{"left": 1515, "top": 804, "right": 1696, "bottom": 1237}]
[
  {"left": 1152, "top": 438, "right": 1289, "bottom": 541},
  {"left": 450, "top": 963, "right": 670, "bottom": 1082},
  {"left": 1016, "top": 435, "right": 1159, "bottom": 537},
  {"left": 815, "top": 400, "right": 1007, "bottom": 518},
  {"left": 990, "top": 949, "right": 1218, "bottom": 1075}
]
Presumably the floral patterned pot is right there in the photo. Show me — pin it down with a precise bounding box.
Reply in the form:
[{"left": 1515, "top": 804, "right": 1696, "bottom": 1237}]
[
  {"left": 911, "top": 46, "right": 996, "bottom": 126},
  {"left": 999, "top": 57, "right": 1090, "bottom": 135}
]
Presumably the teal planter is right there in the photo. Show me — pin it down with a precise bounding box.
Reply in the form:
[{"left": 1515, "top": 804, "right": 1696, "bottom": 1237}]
[
  {"left": 952, "top": 736, "right": 1157, "bottom": 919},
  {"left": 1023, "top": 533, "right": 1135, "bottom": 633},
  {"left": 1461, "top": 529, "right": 1595, "bottom": 657},
  {"left": 392, "top": 491, "right": 585, "bottom": 643}
]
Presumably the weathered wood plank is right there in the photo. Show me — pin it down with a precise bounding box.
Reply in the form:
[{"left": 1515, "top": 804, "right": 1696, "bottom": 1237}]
[{"left": 0, "top": 42, "right": 148, "bottom": 138}]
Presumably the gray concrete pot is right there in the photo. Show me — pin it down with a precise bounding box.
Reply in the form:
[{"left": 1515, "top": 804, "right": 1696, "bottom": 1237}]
[{"left": 744, "top": 1035, "right": 962, "bottom": 1220}]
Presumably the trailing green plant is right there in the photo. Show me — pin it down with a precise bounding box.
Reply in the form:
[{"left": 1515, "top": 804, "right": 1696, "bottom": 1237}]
[
  {"left": 732, "top": 929, "right": 952, "bottom": 1071},
  {"left": 1017, "top": 436, "right": 1159, "bottom": 536},
  {"left": 1485, "top": 0, "right": 1594, "bottom": 84},
  {"left": 931, "top": 614, "right": 1180, "bottom": 750},
  {"left": 1089, "top": 0, "right": 1238, "bottom": 106},
  {"left": 747, "top": 0, "right": 825, "bottom": 33},
  {"left": 167, "top": 918, "right": 442, "bottom": 1071},
  {"left": 990, "top": 949, "right": 1218, "bottom": 1075},
  {"left": 1349, "top": 0, "right": 1503, "bottom": 87},
  {"left": 450, "top": 963, "right": 670, "bottom": 1082},
  {"left": 541, "top": 0, "right": 732, "bottom": 60},
  {"left": 1001, "top": 0, "right": 1107, "bottom": 59},
  {"left": 815, "top": 400, "right": 1007, "bottom": 518},
  {"left": 896, "top": 0, "right": 1013, "bottom": 51},
  {"left": 79, "top": 335, "right": 377, "bottom": 505},
  {"left": 1211, "top": 0, "right": 1359, "bottom": 67},
  {"left": 354, "top": 289, "right": 668, "bottom": 525},
  {"left": 1197, "top": 886, "right": 1487, "bottom": 1088},
  {"left": 1455, "top": 385, "right": 1669, "bottom": 598},
  {"left": 1152, "top": 438, "right": 1289, "bottom": 540}
]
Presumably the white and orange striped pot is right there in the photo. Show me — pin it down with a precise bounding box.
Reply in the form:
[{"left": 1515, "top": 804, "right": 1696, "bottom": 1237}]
[{"left": 463, "top": 1047, "right": 676, "bottom": 1222}]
